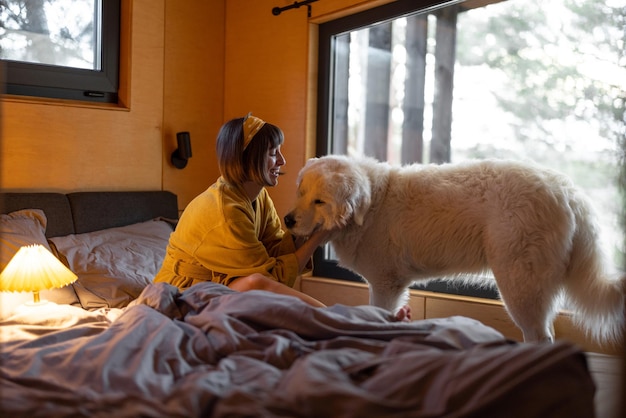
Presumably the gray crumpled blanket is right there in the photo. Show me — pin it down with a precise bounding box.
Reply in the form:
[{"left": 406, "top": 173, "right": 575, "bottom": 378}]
[{"left": 0, "top": 281, "right": 595, "bottom": 417}]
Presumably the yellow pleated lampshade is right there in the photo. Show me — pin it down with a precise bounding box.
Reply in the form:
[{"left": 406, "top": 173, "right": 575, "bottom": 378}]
[{"left": 0, "top": 244, "right": 78, "bottom": 293}]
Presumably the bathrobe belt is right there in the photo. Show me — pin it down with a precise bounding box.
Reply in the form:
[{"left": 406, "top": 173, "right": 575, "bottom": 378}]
[{"left": 162, "top": 247, "right": 214, "bottom": 280}]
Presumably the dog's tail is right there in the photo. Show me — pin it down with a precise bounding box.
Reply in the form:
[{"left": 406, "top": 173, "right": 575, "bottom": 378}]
[{"left": 562, "top": 193, "right": 625, "bottom": 345}]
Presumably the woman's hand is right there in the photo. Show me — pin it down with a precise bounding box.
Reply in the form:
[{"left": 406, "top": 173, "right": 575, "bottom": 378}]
[
  {"left": 293, "top": 228, "right": 332, "bottom": 249},
  {"left": 293, "top": 234, "right": 308, "bottom": 249},
  {"left": 308, "top": 227, "right": 333, "bottom": 246},
  {"left": 293, "top": 227, "right": 334, "bottom": 272}
]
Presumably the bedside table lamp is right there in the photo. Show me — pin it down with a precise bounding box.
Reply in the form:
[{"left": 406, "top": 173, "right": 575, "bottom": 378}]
[{"left": 0, "top": 244, "right": 77, "bottom": 305}]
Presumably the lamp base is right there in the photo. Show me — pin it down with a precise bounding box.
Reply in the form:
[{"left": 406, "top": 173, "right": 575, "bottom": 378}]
[
  {"left": 14, "top": 300, "right": 54, "bottom": 317},
  {"left": 24, "top": 299, "right": 50, "bottom": 307}
]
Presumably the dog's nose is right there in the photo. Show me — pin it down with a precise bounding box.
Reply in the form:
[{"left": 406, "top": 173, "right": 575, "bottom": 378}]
[{"left": 284, "top": 213, "right": 295, "bottom": 229}]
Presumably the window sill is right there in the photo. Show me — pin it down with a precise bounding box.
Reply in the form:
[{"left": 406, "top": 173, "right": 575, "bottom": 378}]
[{"left": 0, "top": 94, "right": 130, "bottom": 112}]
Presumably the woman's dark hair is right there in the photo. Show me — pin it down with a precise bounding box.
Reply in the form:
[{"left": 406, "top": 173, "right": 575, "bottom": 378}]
[{"left": 216, "top": 117, "right": 284, "bottom": 186}]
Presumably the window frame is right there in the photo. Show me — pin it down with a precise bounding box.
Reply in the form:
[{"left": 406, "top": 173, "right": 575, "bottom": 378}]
[{"left": 2, "top": 0, "right": 121, "bottom": 103}]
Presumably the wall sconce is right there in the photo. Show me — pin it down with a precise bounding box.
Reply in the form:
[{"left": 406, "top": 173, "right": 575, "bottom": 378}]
[
  {"left": 0, "top": 244, "right": 78, "bottom": 305},
  {"left": 171, "top": 131, "right": 192, "bottom": 169}
]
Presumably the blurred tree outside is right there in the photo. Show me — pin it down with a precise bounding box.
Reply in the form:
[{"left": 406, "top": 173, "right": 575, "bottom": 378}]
[{"left": 0, "top": 0, "right": 97, "bottom": 69}]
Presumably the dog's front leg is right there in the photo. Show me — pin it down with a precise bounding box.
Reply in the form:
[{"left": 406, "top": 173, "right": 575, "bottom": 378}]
[{"left": 368, "top": 281, "right": 409, "bottom": 314}]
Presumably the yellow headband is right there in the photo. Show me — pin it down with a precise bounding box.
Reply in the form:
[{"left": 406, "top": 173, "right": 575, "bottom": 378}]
[{"left": 243, "top": 113, "right": 266, "bottom": 150}]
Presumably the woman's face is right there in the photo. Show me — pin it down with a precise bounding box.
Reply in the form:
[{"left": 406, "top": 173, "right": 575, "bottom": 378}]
[{"left": 266, "top": 145, "right": 286, "bottom": 186}]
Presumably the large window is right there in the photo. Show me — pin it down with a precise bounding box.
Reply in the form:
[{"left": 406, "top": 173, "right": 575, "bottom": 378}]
[
  {"left": 1, "top": 0, "right": 121, "bottom": 103},
  {"left": 316, "top": 0, "right": 625, "bottom": 297}
]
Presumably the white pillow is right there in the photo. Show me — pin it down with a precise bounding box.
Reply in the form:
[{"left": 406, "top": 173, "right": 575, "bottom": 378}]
[{"left": 50, "top": 219, "right": 173, "bottom": 309}]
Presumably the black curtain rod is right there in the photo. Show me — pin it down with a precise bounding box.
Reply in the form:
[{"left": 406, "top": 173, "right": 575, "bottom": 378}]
[{"left": 272, "top": 0, "right": 319, "bottom": 18}]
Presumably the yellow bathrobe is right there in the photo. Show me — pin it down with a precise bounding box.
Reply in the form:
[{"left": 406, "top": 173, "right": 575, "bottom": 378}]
[{"left": 154, "top": 177, "right": 308, "bottom": 290}]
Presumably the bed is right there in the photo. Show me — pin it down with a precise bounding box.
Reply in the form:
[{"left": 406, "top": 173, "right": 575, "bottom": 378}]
[{"left": 0, "top": 191, "right": 597, "bottom": 417}]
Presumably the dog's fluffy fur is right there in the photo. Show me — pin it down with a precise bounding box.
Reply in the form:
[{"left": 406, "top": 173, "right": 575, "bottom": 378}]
[{"left": 285, "top": 155, "right": 625, "bottom": 343}]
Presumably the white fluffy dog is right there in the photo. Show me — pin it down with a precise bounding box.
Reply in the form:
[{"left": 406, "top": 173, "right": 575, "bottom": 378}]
[{"left": 284, "top": 155, "right": 625, "bottom": 343}]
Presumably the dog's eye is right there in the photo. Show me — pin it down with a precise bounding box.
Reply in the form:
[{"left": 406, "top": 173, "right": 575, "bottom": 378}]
[{"left": 314, "top": 199, "right": 325, "bottom": 205}]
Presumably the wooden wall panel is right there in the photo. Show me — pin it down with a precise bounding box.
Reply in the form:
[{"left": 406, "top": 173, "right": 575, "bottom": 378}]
[
  {"left": 1, "top": 0, "right": 165, "bottom": 193},
  {"left": 309, "top": 0, "right": 394, "bottom": 23},
  {"left": 299, "top": 277, "right": 426, "bottom": 320},
  {"left": 425, "top": 296, "right": 524, "bottom": 341},
  {"left": 223, "top": 0, "right": 311, "bottom": 217},
  {"left": 162, "top": 0, "right": 225, "bottom": 210}
]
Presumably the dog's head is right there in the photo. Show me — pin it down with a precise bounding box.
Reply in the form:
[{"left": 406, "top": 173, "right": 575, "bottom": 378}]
[{"left": 284, "top": 155, "right": 371, "bottom": 236}]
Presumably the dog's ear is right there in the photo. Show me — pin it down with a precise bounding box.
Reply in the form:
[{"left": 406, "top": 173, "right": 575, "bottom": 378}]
[{"left": 337, "top": 169, "right": 371, "bottom": 226}]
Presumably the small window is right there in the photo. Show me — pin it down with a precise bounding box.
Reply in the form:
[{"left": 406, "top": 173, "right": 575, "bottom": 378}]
[
  {"left": 316, "top": 0, "right": 625, "bottom": 297},
  {"left": 1, "top": 0, "right": 121, "bottom": 103}
]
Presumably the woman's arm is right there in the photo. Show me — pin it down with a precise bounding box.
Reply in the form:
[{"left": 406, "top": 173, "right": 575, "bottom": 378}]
[{"left": 293, "top": 228, "right": 332, "bottom": 273}]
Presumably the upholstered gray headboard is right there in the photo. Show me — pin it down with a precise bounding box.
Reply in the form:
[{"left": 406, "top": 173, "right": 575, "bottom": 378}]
[{"left": 0, "top": 191, "right": 179, "bottom": 237}]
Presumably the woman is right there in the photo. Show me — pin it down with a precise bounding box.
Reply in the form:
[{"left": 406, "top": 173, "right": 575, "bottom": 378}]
[{"left": 154, "top": 113, "right": 330, "bottom": 307}]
